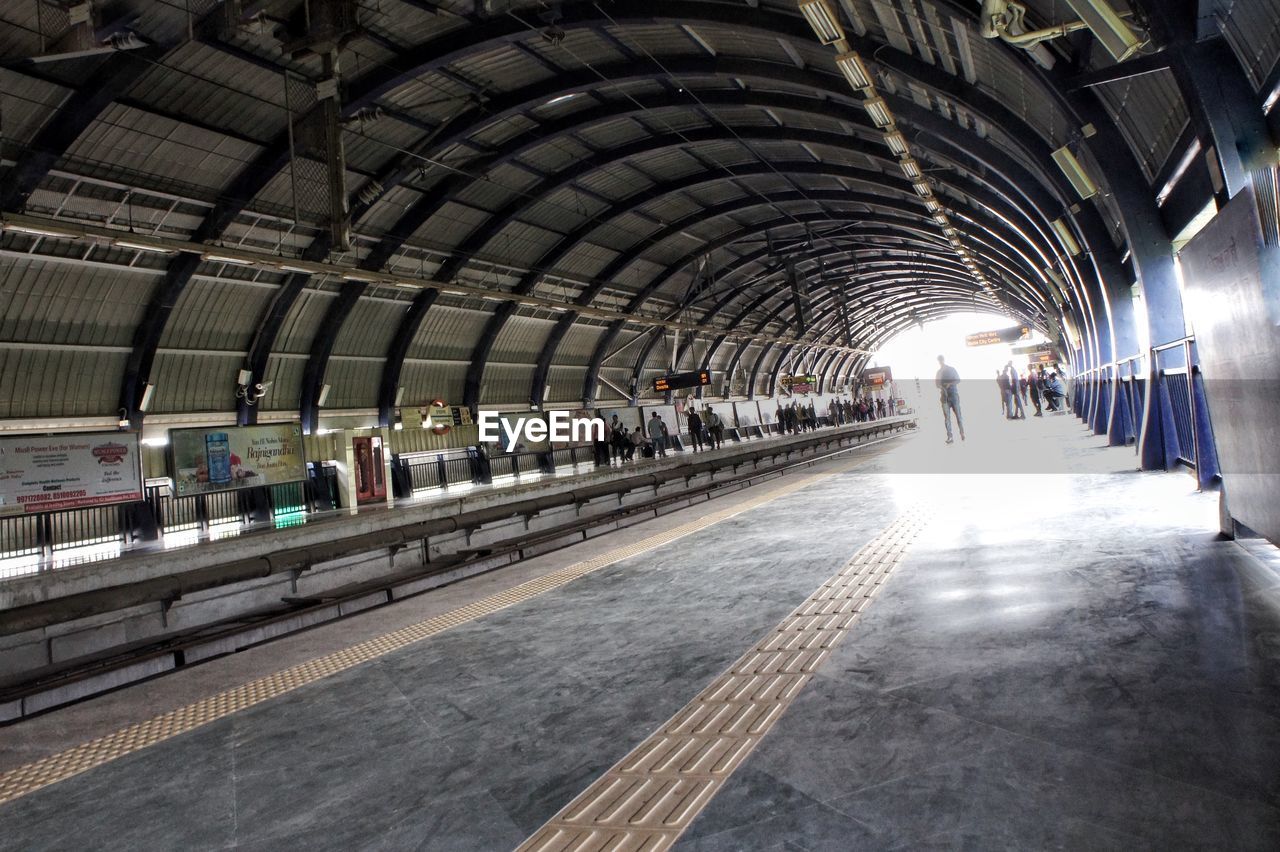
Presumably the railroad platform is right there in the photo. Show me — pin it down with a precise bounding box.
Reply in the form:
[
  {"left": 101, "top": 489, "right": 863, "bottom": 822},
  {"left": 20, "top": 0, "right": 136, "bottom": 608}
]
[{"left": 1, "top": 411, "right": 1278, "bottom": 850}]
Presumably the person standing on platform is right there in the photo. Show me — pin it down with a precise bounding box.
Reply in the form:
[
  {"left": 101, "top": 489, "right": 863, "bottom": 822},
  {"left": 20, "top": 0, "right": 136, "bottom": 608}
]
[
  {"left": 936, "top": 355, "right": 965, "bottom": 444},
  {"left": 686, "top": 408, "right": 705, "bottom": 452},
  {"left": 705, "top": 407, "right": 724, "bottom": 449},
  {"left": 1029, "top": 368, "right": 1044, "bottom": 417},
  {"left": 1005, "top": 363, "right": 1026, "bottom": 419},
  {"left": 647, "top": 411, "right": 668, "bottom": 457},
  {"left": 996, "top": 369, "right": 1010, "bottom": 418}
]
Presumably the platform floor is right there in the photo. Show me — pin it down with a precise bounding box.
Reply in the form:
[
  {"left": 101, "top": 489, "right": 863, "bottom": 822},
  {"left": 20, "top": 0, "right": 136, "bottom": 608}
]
[{"left": 2, "top": 407, "right": 1279, "bottom": 850}]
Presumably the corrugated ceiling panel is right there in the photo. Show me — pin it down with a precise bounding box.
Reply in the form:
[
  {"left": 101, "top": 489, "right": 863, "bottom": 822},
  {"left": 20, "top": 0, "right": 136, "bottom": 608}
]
[
  {"left": 1094, "top": 69, "right": 1188, "bottom": 182},
  {"left": 491, "top": 314, "right": 556, "bottom": 361},
  {"left": 480, "top": 363, "right": 535, "bottom": 405},
  {"left": 0, "top": 348, "right": 126, "bottom": 418},
  {"left": 359, "top": 184, "right": 424, "bottom": 236},
  {"left": 130, "top": 42, "right": 287, "bottom": 142},
  {"left": 274, "top": 288, "right": 336, "bottom": 354},
  {"left": 0, "top": 257, "right": 149, "bottom": 347},
  {"left": 322, "top": 358, "right": 382, "bottom": 409},
  {"left": 260, "top": 355, "right": 304, "bottom": 413},
  {"left": 545, "top": 363, "right": 589, "bottom": 404},
  {"left": 1219, "top": 0, "right": 1280, "bottom": 87},
  {"left": 399, "top": 360, "right": 465, "bottom": 407},
  {"left": 149, "top": 351, "right": 241, "bottom": 413},
  {"left": 331, "top": 298, "right": 405, "bottom": 357},
  {"left": 0, "top": 70, "right": 70, "bottom": 153},
  {"left": 557, "top": 322, "right": 606, "bottom": 363},
  {"left": 158, "top": 278, "right": 273, "bottom": 351},
  {"left": 406, "top": 304, "right": 491, "bottom": 360}
]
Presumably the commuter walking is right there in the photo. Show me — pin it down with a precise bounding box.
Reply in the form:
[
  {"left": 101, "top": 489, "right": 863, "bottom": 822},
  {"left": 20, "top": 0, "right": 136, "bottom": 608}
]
[
  {"left": 685, "top": 408, "right": 705, "bottom": 452},
  {"left": 647, "top": 412, "right": 668, "bottom": 457},
  {"left": 936, "top": 355, "right": 965, "bottom": 444}
]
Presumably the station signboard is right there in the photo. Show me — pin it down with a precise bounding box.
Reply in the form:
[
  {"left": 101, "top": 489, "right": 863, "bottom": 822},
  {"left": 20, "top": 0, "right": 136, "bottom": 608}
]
[
  {"left": 0, "top": 432, "right": 143, "bottom": 516},
  {"left": 966, "top": 326, "right": 1030, "bottom": 347},
  {"left": 653, "top": 370, "right": 711, "bottom": 393},
  {"left": 781, "top": 374, "right": 818, "bottom": 393},
  {"left": 169, "top": 423, "right": 306, "bottom": 496},
  {"left": 862, "top": 367, "right": 893, "bottom": 387},
  {"left": 1028, "top": 351, "right": 1058, "bottom": 365}
]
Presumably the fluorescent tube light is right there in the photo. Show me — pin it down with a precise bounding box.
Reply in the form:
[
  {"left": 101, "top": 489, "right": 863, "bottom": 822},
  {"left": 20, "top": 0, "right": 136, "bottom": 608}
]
[
  {"left": 798, "top": 0, "right": 844, "bottom": 44},
  {"left": 834, "top": 51, "right": 872, "bottom": 89},
  {"left": 1051, "top": 145, "right": 1099, "bottom": 200}
]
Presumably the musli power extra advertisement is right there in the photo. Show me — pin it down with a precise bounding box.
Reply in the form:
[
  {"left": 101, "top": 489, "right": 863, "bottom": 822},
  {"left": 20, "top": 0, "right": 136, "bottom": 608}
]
[{"left": 0, "top": 432, "right": 143, "bottom": 516}]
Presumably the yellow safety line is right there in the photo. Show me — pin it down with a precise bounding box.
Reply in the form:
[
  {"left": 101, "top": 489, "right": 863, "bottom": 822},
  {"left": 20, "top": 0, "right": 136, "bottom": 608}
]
[
  {"left": 0, "top": 458, "right": 870, "bottom": 807},
  {"left": 517, "top": 508, "right": 929, "bottom": 852}
]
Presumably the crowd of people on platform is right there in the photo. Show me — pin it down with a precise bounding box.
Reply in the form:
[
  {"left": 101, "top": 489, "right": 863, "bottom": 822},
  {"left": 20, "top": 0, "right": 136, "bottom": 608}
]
[
  {"left": 997, "top": 362, "right": 1068, "bottom": 420},
  {"left": 600, "top": 393, "right": 895, "bottom": 465}
]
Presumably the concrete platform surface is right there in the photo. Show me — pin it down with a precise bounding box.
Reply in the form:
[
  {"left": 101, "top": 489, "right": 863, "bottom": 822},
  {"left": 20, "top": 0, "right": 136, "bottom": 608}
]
[{"left": 1, "top": 410, "right": 1279, "bottom": 851}]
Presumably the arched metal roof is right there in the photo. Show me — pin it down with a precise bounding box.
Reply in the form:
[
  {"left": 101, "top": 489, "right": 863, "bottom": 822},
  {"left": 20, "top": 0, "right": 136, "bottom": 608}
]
[{"left": 1, "top": 0, "right": 1273, "bottom": 428}]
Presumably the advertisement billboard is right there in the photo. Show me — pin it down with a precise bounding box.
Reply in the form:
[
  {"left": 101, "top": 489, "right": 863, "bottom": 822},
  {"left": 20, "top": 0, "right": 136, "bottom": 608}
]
[
  {"left": 169, "top": 424, "right": 306, "bottom": 497},
  {"left": 0, "top": 432, "right": 143, "bottom": 516}
]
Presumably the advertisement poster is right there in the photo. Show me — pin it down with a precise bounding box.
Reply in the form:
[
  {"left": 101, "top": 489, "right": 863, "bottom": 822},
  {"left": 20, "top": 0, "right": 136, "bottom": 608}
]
[
  {"left": 170, "top": 424, "right": 306, "bottom": 496},
  {"left": 0, "top": 432, "right": 143, "bottom": 516}
]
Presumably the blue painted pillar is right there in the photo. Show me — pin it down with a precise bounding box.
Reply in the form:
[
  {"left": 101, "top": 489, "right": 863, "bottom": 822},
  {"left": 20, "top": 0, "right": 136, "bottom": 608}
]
[
  {"left": 1141, "top": 371, "right": 1183, "bottom": 471},
  {"left": 1091, "top": 375, "right": 1110, "bottom": 436},
  {"left": 1108, "top": 379, "right": 1134, "bottom": 446},
  {"left": 1191, "top": 365, "right": 1221, "bottom": 491}
]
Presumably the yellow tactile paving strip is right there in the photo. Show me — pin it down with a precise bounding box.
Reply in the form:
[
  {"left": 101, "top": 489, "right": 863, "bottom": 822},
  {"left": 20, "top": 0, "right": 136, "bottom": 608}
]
[
  {"left": 0, "top": 460, "right": 866, "bottom": 808},
  {"left": 517, "top": 508, "right": 928, "bottom": 852}
]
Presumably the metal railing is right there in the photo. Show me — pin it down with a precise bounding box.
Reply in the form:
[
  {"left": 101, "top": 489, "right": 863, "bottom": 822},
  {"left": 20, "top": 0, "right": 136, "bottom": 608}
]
[
  {"left": 1070, "top": 336, "right": 1219, "bottom": 486},
  {"left": 2, "top": 414, "right": 897, "bottom": 574}
]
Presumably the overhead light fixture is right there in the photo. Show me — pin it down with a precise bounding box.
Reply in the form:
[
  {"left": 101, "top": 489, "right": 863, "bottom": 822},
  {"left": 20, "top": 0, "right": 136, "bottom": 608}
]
[
  {"left": 394, "top": 386, "right": 405, "bottom": 406},
  {"left": 113, "top": 240, "right": 175, "bottom": 254},
  {"left": 544, "top": 93, "right": 579, "bottom": 107},
  {"left": 834, "top": 51, "right": 873, "bottom": 89},
  {"left": 933, "top": 213, "right": 949, "bottom": 226},
  {"left": 925, "top": 199, "right": 942, "bottom": 213},
  {"left": 798, "top": 0, "right": 844, "bottom": 45},
  {"left": 912, "top": 180, "right": 932, "bottom": 198},
  {"left": 884, "top": 130, "right": 909, "bottom": 157},
  {"left": 202, "top": 252, "right": 253, "bottom": 266},
  {"left": 317, "top": 383, "right": 332, "bottom": 407},
  {"left": 863, "top": 97, "right": 893, "bottom": 128},
  {"left": 1051, "top": 218, "right": 1082, "bottom": 256},
  {"left": 237, "top": 368, "right": 253, "bottom": 387},
  {"left": 138, "top": 383, "right": 156, "bottom": 413},
  {"left": 342, "top": 272, "right": 378, "bottom": 282},
  {"left": 3, "top": 223, "right": 65, "bottom": 238},
  {"left": 1051, "top": 145, "right": 1099, "bottom": 200},
  {"left": 1062, "top": 0, "right": 1144, "bottom": 62},
  {"left": 900, "top": 159, "right": 922, "bottom": 179},
  {"left": 277, "top": 264, "right": 312, "bottom": 274}
]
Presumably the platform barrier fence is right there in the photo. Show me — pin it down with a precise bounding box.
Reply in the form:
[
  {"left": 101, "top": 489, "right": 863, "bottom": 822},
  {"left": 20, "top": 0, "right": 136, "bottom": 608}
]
[{"left": 2, "top": 413, "right": 907, "bottom": 574}]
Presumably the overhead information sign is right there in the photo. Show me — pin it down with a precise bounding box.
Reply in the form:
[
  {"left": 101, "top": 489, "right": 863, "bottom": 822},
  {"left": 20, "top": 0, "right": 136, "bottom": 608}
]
[
  {"left": 1012, "top": 342, "right": 1054, "bottom": 356},
  {"left": 862, "top": 367, "right": 893, "bottom": 387},
  {"left": 653, "top": 370, "right": 711, "bottom": 393},
  {"left": 1028, "top": 351, "right": 1058, "bottom": 365},
  {"left": 170, "top": 424, "right": 306, "bottom": 496},
  {"left": 966, "top": 326, "right": 1030, "bottom": 347},
  {"left": 0, "top": 432, "right": 143, "bottom": 516}
]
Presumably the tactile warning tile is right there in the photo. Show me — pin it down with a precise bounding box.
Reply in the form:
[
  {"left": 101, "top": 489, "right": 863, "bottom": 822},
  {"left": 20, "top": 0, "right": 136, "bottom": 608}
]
[
  {"left": 519, "top": 507, "right": 929, "bottom": 852},
  {"left": 0, "top": 463, "right": 862, "bottom": 807}
]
